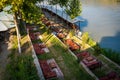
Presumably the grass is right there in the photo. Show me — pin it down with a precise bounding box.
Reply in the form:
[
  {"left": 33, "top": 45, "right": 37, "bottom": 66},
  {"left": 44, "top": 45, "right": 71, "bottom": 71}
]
[
  {"left": 40, "top": 32, "right": 94, "bottom": 80},
  {"left": 32, "top": 39, "right": 42, "bottom": 44},
  {"left": 92, "top": 68, "right": 107, "bottom": 78},
  {"left": 4, "top": 28, "right": 39, "bottom": 80},
  {"left": 6, "top": 53, "right": 39, "bottom": 80},
  {"left": 70, "top": 35, "right": 120, "bottom": 77},
  {"left": 39, "top": 24, "right": 120, "bottom": 79},
  {"left": 97, "top": 55, "right": 120, "bottom": 73},
  {"left": 37, "top": 53, "right": 53, "bottom": 60}
]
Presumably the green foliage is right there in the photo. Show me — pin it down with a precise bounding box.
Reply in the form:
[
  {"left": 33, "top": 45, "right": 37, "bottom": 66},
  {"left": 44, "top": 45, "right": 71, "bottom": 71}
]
[
  {"left": 59, "top": 0, "right": 70, "bottom": 7},
  {"left": 87, "top": 38, "right": 96, "bottom": 47},
  {"left": 102, "top": 49, "right": 120, "bottom": 65},
  {"left": 81, "top": 32, "right": 89, "bottom": 48},
  {"left": 48, "top": 0, "right": 69, "bottom": 7},
  {"left": 47, "top": 0, "right": 82, "bottom": 19},
  {"left": 21, "top": 1, "right": 43, "bottom": 24},
  {"left": 48, "top": 0, "right": 60, "bottom": 5},
  {"left": 65, "top": 0, "right": 82, "bottom": 19},
  {"left": 0, "top": 0, "right": 9, "bottom": 10},
  {"left": 93, "top": 43, "right": 102, "bottom": 55},
  {"left": 1, "top": 0, "right": 43, "bottom": 24},
  {"left": 37, "top": 53, "right": 53, "bottom": 60},
  {"left": 68, "top": 29, "right": 75, "bottom": 38},
  {"left": 92, "top": 68, "right": 106, "bottom": 78},
  {"left": 19, "top": 19, "right": 27, "bottom": 35},
  {"left": 81, "top": 32, "right": 89, "bottom": 43},
  {"left": 6, "top": 53, "right": 39, "bottom": 80}
]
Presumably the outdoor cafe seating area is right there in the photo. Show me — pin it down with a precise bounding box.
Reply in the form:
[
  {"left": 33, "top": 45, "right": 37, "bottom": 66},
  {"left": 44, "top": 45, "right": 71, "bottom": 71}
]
[
  {"left": 33, "top": 43, "right": 45, "bottom": 55},
  {"left": 64, "top": 39, "right": 80, "bottom": 51},
  {"left": 27, "top": 26, "right": 37, "bottom": 32},
  {"left": 41, "top": 17, "right": 81, "bottom": 51},
  {"left": 82, "top": 56, "right": 102, "bottom": 70},
  {"left": 27, "top": 25, "right": 50, "bottom": 55},
  {"left": 76, "top": 51, "right": 90, "bottom": 59},
  {"left": 41, "top": 14, "right": 105, "bottom": 79},
  {"left": 42, "top": 17, "right": 69, "bottom": 41},
  {"left": 39, "top": 59, "right": 63, "bottom": 79},
  {"left": 99, "top": 71, "right": 120, "bottom": 80},
  {"left": 27, "top": 25, "right": 63, "bottom": 80},
  {"left": 29, "top": 32, "right": 39, "bottom": 41},
  {"left": 39, "top": 60, "right": 57, "bottom": 79},
  {"left": 41, "top": 9, "right": 120, "bottom": 80},
  {"left": 76, "top": 51, "right": 102, "bottom": 70},
  {"left": 56, "top": 32, "right": 66, "bottom": 39}
]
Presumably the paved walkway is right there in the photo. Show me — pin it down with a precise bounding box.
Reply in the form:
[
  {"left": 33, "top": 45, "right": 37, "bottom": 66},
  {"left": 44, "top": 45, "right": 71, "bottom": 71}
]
[{"left": 0, "top": 31, "right": 11, "bottom": 80}]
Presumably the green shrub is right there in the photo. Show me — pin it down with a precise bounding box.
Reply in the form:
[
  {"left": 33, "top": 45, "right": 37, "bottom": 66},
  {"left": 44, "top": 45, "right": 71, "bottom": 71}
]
[
  {"left": 102, "top": 49, "right": 120, "bottom": 65},
  {"left": 81, "top": 32, "right": 89, "bottom": 43},
  {"left": 68, "top": 29, "right": 75, "bottom": 38},
  {"left": 81, "top": 32, "right": 89, "bottom": 48},
  {"left": 6, "top": 53, "right": 39, "bottom": 80},
  {"left": 19, "top": 19, "right": 27, "bottom": 35},
  {"left": 87, "top": 38, "right": 96, "bottom": 47},
  {"left": 93, "top": 43, "right": 102, "bottom": 55}
]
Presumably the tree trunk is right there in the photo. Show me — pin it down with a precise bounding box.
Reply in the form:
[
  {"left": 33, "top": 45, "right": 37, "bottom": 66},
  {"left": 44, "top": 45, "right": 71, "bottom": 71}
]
[
  {"left": 14, "top": 12, "right": 21, "bottom": 53},
  {"left": 19, "top": 11, "right": 27, "bottom": 34}
]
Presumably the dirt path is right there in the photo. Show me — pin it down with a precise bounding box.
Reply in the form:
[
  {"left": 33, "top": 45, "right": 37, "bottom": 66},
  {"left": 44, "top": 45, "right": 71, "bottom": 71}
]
[{"left": 0, "top": 32, "right": 11, "bottom": 80}]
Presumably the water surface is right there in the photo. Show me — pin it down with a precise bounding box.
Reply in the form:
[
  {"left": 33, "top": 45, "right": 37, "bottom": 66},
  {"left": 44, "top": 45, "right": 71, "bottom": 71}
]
[{"left": 80, "top": 0, "right": 120, "bottom": 52}]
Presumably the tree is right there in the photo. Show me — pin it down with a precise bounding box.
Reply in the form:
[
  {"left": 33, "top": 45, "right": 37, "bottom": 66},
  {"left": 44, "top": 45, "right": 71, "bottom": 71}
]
[
  {"left": 21, "top": 1, "right": 43, "bottom": 24},
  {"left": 48, "top": 0, "right": 60, "bottom": 22},
  {"left": 58, "top": 0, "right": 70, "bottom": 24},
  {"left": 65, "top": 0, "right": 82, "bottom": 19},
  {"left": 0, "top": 0, "right": 43, "bottom": 53}
]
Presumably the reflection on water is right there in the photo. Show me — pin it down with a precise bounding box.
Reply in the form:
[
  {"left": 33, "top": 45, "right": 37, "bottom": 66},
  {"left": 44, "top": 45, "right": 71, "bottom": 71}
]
[{"left": 81, "top": 0, "right": 120, "bottom": 52}]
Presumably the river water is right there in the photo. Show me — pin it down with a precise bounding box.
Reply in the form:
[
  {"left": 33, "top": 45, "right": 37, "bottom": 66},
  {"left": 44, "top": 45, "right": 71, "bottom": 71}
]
[{"left": 80, "top": 0, "right": 120, "bottom": 52}]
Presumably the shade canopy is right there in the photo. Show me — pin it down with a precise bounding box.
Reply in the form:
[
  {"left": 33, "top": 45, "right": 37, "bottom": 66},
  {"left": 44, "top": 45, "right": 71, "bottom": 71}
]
[
  {"left": 0, "top": 21, "right": 8, "bottom": 31},
  {"left": 0, "top": 10, "right": 15, "bottom": 32}
]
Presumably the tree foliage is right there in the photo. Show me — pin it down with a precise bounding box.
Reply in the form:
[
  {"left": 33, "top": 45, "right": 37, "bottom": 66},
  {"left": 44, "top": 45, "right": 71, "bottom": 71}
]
[
  {"left": 59, "top": 0, "right": 70, "bottom": 7},
  {"left": 21, "top": 1, "right": 43, "bottom": 24},
  {"left": 48, "top": 0, "right": 69, "bottom": 7},
  {"left": 47, "top": 0, "right": 82, "bottom": 19},
  {"left": 48, "top": 0, "right": 59, "bottom": 5},
  {"left": 65, "top": 0, "right": 82, "bottom": 19},
  {"left": 0, "top": 0, "right": 7, "bottom": 10},
  {"left": 0, "top": 0, "right": 43, "bottom": 24}
]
